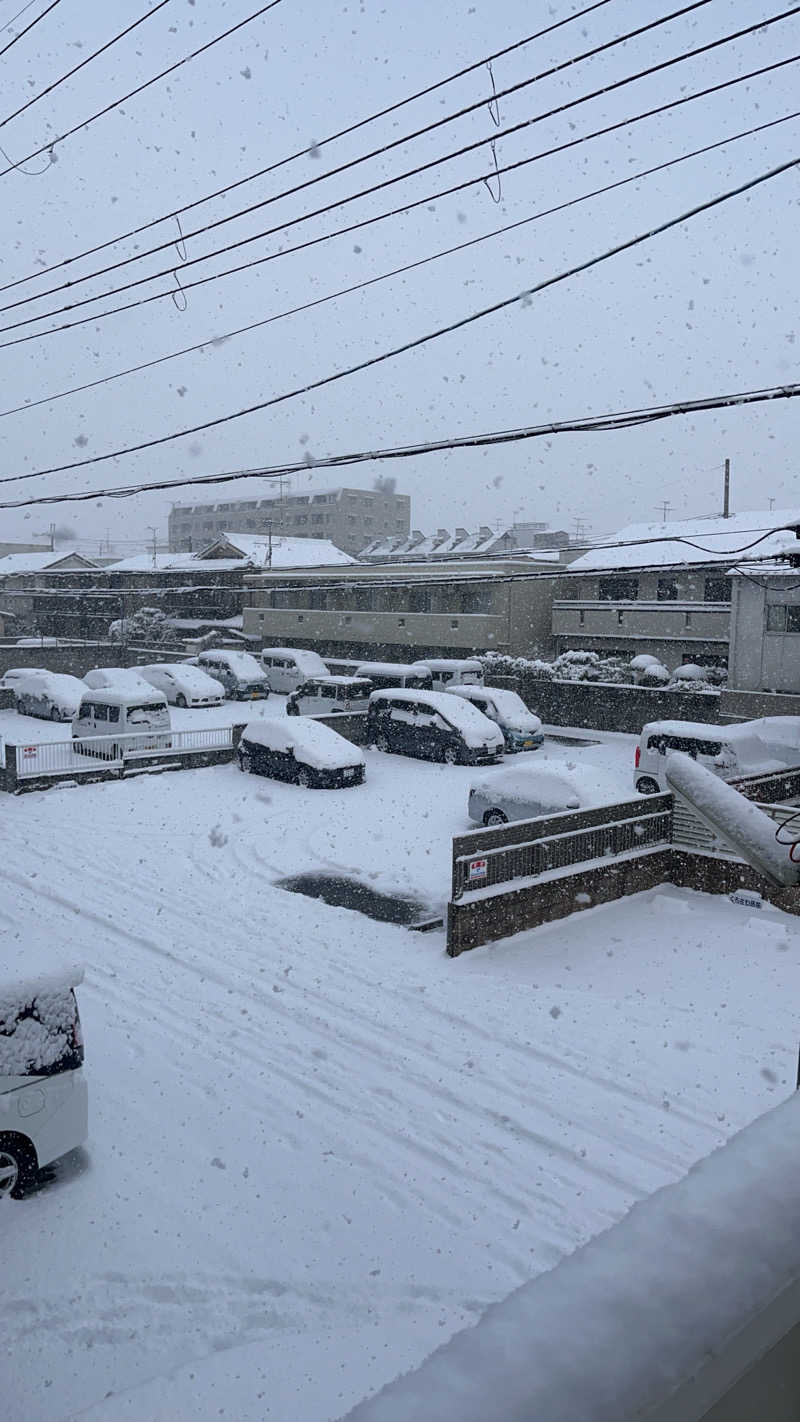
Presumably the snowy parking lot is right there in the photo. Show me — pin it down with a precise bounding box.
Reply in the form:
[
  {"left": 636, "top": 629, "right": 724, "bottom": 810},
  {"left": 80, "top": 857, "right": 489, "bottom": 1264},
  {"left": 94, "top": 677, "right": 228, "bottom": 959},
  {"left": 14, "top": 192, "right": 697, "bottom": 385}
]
[{"left": 2, "top": 708, "right": 800, "bottom": 1420}]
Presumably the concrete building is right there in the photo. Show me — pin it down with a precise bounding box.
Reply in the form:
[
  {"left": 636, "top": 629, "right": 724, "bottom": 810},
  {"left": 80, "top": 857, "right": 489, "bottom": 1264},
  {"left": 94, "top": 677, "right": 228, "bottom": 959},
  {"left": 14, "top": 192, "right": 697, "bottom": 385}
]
[
  {"left": 22, "top": 534, "right": 355, "bottom": 641},
  {"left": 243, "top": 556, "right": 562, "bottom": 661},
  {"left": 728, "top": 559, "right": 800, "bottom": 693},
  {"left": 168, "top": 486, "right": 411, "bottom": 557},
  {"left": 358, "top": 522, "right": 570, "bottom": 562},
  {"left": 551, "top": 509, "right": 800, "bottom": 670}
]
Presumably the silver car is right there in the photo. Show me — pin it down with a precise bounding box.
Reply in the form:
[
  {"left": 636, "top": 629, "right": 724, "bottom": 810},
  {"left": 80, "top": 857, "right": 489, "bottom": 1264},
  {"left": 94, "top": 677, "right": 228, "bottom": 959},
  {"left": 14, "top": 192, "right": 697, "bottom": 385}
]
[{"left": 468, "top": 766, "right": 582, "bottom": 827}]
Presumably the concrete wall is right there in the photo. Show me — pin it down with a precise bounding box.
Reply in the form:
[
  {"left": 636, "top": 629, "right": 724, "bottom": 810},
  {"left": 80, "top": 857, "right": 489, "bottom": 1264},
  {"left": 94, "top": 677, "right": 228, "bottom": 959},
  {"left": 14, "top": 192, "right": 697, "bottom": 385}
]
[
  {"left": 0, "top": 642, "right": 187, "bottom": 679},
  {"left": 515, "top": 675, "right": 722, "bottom": 733},
  {"left": 729, "top": 574, "right": 800, "bottom": 693}
]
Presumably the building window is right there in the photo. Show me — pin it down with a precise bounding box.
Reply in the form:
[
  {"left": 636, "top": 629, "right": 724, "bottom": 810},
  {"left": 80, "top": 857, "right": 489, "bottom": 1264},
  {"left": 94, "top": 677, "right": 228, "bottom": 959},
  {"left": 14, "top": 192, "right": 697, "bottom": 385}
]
[
  {"left": 598, "top": 575, "right": 638, "bottom": 601},
  {"left": 451, "top": 619, "right": 459, "bottom": 629},
  {"left": 460, "top": 585, "right": 491, "bottom": 614},
  {"left": 768, "top": 603, "right": 800, "bottom": 633},
  {"left": 398, "top": 617, "right": 406, "bottom": 626},
  {"left": 685, "top": 612, "right": 692, "bottom": 629},
  {"left": 617, "top": 610, "right": 624, "bottom": 625},
  {"left": 704, "top": 576, "right": 730, "bottom": 603},
  {"left": 579, "top": 610, "right": 585, "bottom": 626},
  {"left": 657, "top": 577, "right": 678, "bottom": 601}
]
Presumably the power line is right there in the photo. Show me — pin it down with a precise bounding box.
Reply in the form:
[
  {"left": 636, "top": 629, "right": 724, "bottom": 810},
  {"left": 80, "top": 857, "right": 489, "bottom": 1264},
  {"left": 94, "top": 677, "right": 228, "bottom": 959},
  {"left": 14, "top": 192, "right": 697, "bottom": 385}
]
[
  {"left": 0, "top": 0, "right": 173, "bottom": 135},
  {"left": 2, "top": 0, "right": 779, "bottom": 325},
  {"left": 0, "top": 0, "right": 284, "bottom": 180},
  {"left": 1, "top": 104, "right": 796, "bottom": 416},
  {"left": 3, "top": 47, "right": 797, "bottom": 353},
  {"left": 0, "top": 0, "right": 619, "bottom": 292},
  {"left": 1, "top": 152, "right": 796, "bottom": 492},
  {"left": 1, "top": 377, "right": 798, "bottom": 510},
  {"left": 0, "top": 0, "right": 59, "bottom": 60}
]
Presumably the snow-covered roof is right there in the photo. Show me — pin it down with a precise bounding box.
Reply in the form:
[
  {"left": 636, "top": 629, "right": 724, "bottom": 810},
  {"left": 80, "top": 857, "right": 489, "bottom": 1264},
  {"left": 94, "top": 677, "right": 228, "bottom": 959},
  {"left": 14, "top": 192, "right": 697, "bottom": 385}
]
[
  {"left": 241, "top": 716, "right": 365, "bottom": 769},
  {"left": 200, "top": 532, "right": 357, "bottom": 568},
  {"left": 0, "top": 549, "right": 101, "bottom": 575},
  {"left": 569, "top": 508, "right": 800, "bottom": 571},
  {"left": 106, "top": 551, "right": 219, "bottom": 572}
]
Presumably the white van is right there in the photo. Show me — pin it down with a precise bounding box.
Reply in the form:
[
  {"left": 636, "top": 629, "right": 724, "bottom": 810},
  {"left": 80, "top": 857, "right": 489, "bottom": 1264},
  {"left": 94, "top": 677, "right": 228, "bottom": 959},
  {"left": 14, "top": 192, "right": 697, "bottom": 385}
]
[
  {"left": 72, "top": 687, "right": 172, "bottom": 756},
  {"left": 0, "top": 965, "right": 88, "bottom": 1199},
  {"left": 633, "top": 716, "right": 800, "bottom": 794},
  {"left": 354, "top": 661, "right": 433, "bottom": 693},
  {"left": 286, "top": 675, "right": 372, "bottom": 717},
  {"left": 260, "top": 647, "right": 329, "bottom": 694},
  {"left": 418, "top": 658, "right": 485, "bottom": 690}
]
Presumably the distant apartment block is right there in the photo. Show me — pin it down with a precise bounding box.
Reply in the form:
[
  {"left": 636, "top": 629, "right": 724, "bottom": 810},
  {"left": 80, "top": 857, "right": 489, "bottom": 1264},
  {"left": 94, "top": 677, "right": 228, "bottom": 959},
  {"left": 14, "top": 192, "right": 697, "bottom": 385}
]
[{"left": 168, "top": 486, "right": 411, "bottom": 557}]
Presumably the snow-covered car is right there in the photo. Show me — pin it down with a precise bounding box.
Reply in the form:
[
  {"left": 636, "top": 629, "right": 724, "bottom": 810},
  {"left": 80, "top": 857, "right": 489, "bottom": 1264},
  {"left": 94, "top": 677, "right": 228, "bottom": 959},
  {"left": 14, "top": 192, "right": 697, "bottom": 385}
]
[
  {"left": 138, "top": 662, "right": 225, "bottom": 708},
  {"left": 84, "top": 667, "right": 158, "bottom": 696},
  {"left": 0, "top": 665, "right": 48, "bottom": 692},
  {"left": 367, "top": 688, "right": 504, "bottom": 765},
  {"left": 446, "top": 684, "right": 544, "bottom": 753},
  {"left": 189, "top": 649, "right": 269, "bottom": 700},
  {"left": 15, "top": 671, "right": 86, "bottom": 721},
  {"left": 286, "top": 675, "right": 372, "bottom": 717},
  {"left": 260, "top": 646, "right": 329, "bottom": 694},
  {"left": 15, "top": 637, "right": 61, "bottom": 647},
  {"left": 238, "top": 717, "right": 366, "bottom": 789},
  {"left": 468, "top": 766, "right": 582, "bottom": 827},
  {"left": 0, "top": 965, "right": 88, "bottom": 1199}
]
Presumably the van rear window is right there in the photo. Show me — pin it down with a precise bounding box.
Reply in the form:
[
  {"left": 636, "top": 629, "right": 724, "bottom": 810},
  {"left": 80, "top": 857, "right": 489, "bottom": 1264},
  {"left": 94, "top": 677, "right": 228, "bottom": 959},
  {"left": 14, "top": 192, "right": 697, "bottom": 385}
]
[
  {"left": 0, "top": 987, "right": 83, "bottom": 1078},
  {"left": 648, "top": 734, "right": 722, "bottom": 756}
]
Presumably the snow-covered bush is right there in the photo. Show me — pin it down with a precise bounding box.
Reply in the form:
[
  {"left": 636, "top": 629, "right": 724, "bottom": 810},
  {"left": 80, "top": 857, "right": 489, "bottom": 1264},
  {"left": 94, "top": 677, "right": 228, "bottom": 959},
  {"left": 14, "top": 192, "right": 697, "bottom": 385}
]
[
  {"left": 638, "top": 662, "right": 671, "bottom": 687},
  {"left": 107, "top": 606, "right": 171, "bottom": 644}
]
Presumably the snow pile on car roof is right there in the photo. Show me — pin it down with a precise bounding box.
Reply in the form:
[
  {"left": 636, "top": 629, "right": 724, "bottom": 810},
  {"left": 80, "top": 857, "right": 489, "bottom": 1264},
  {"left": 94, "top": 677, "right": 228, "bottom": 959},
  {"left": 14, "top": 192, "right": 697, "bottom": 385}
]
[
  {"left": 205, "top": 650, "right": 265, "bottom": 677},
  {"left": 0, "top": 965, "right": 83, "bottom": 1077},
  {"left": 243, "top": 717, "right": 365, "bottom": 768},
  {"left": 471, "top": 766, "right": 580, "bottom": 806}
]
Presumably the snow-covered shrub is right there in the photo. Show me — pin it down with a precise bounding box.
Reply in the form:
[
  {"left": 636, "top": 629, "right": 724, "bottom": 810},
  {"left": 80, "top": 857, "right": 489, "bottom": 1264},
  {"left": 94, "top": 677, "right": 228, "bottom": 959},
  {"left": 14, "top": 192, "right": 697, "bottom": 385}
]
[{"left": 638, "top": 662, "right": 671, "bottom": 687}]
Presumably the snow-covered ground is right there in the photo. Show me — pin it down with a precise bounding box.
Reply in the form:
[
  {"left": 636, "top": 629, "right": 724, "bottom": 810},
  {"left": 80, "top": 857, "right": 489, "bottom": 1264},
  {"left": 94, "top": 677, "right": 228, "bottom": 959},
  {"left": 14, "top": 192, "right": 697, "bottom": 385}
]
[{"left": 2, "top": 724, "right": 798, "bottom": 1420}]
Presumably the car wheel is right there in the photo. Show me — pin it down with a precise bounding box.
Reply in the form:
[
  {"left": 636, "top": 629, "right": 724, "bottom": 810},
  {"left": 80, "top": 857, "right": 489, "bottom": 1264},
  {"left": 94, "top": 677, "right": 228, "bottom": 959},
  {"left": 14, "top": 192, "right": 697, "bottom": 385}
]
[
  {"left": 296, "top": 766, "right": 311, "bottom": 788},
  {"left": 176, "top": 694, "right": 187, "bottom": 708},
  {"left": 442, "top": 745, "right": 459, "bottom": 765},
  {"left": 50, "top": 705, "right": 60, "bottom": 721},
  {"left": 484, "top": 809, "right": 508, "bottom": 826},
  {"left": 286, "top": 702, "right": 299, "bottom": 716},
  {"left": 0, "top": 1136, "right": 38, "bottom": 1200},
  {"left": 239, "top": 751, "right": 252, "bottom": 774},
  {"left": 375, "top": 733, "right": 389, "bottom": 753},
  {"left": 636, "top": 776, "right": 661, "bottom": 795}
]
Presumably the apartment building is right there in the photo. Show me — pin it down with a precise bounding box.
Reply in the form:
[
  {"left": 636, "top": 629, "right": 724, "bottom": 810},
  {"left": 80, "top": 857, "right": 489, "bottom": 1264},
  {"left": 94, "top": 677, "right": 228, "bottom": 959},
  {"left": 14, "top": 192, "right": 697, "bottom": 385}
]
[
  {"left": 242, "top": 556, "right": 561, "bottom": 661},
  {"left": 551, "top": 509, "right": 800, "bottom": 670},
  {"left": 168, "top": 486, "right": 411, "bottom": 557}
]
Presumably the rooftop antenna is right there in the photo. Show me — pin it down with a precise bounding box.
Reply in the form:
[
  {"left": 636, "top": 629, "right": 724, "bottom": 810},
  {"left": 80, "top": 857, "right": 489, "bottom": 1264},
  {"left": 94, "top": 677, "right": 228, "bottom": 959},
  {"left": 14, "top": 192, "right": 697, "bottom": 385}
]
[
  {"left": 723, "top": 458, "right": 731, "bottom": 518},
  {"left": 657, "top": 500, "right": 672, "bottom": 522}
]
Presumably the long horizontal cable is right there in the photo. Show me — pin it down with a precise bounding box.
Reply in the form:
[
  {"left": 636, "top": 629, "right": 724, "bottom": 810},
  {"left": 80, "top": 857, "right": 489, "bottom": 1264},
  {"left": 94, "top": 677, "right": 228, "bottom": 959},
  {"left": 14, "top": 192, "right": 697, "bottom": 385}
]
[
  {"left": 0, "top": 0, "right": 618, "bottom": 292},
  {"left": 1, "top": 104, "right": 795, "bottom": 418},
  {"left": 1, "top": 0, "right": 770, "bottom": 321},
  {"left": 2, "top": 383, "right": 799, "bottom": 511},
  {"left": 0, "top": 0, "right": 59, "bottom": 60},
  {"left": 0, "top": 0, "right": 284, "bottom": 180},
  {"left": 0, "top": 0, "right": 172, "bottom": 134},
  {"left": 2, "top": 153, "right": 797, "bottom": 493},
  {"left": 2, "top": 48, "right": 796, "bottom": 351}
]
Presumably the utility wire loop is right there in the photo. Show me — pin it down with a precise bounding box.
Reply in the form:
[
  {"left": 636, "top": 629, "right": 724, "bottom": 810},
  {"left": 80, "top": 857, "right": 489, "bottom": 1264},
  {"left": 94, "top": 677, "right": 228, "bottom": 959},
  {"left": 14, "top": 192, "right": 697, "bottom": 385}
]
[{"left": 3, "top": 39, "right": 799, "bottom": 344}]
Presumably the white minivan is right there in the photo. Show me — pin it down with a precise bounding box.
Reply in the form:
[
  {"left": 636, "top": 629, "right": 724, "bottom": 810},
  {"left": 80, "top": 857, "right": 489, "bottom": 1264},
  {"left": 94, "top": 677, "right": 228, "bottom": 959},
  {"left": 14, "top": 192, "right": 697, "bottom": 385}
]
[
  {"left": 418, "top": 658, "right": 485, "bottom": 690},
  {"left": 633, "top": 716, "right": 800, "bottom": 794},
  {"left": 0, "top": 965, "right": 88, "bottom": 1199},
  {"left": 260, "top": 647, "right": 329, "bottom": 695},
  {"left": 72, "top": 687, "right": 172, "bottom": 756}
]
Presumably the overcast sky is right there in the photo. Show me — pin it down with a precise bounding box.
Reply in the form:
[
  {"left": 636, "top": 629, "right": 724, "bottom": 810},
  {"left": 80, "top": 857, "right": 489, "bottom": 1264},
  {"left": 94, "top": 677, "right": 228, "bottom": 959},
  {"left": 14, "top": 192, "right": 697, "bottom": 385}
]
[{"left": 0, "top": 0, "right": 797, "bottom": 554}]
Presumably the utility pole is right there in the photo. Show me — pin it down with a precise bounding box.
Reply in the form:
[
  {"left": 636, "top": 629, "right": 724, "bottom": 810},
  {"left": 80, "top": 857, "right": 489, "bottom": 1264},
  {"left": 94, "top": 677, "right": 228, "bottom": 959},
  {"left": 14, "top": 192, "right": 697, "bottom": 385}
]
[
  {"left": 147, "top": 526, "right": 158, "bottom": 569},
  {"left": 723, "top": 458, "right": 731, "bottom": 518},
  {"left": 658, "top": 500, "right": 672, "bottom": 522}
]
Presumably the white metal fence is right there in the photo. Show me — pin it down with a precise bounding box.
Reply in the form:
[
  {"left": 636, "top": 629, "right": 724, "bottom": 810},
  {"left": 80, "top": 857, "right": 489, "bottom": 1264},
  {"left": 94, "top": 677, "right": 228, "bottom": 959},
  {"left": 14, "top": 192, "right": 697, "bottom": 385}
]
[{"left": 12, "top": 726, "right": 234, "bottom": 779}]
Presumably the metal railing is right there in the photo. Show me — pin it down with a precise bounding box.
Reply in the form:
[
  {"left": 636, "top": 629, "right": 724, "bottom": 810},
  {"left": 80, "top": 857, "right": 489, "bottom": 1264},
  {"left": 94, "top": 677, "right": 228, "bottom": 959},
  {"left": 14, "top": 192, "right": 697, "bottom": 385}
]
[
  {"left": 13, "top": 725, "right": 233, "bottom": 778},
  {"left": 452, "top": 801, "right": 672, "bottom": 900}
]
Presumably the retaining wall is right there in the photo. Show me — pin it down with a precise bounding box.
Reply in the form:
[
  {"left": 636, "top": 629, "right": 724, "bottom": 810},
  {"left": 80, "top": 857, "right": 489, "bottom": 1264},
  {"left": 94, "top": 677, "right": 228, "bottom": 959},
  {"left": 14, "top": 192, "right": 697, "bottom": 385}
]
[
  {"left": 0, "top": 642, "right": 187, "bottom": 679},
  {"left": 514, "top": 676, "right": 722, "bottom": 733}
]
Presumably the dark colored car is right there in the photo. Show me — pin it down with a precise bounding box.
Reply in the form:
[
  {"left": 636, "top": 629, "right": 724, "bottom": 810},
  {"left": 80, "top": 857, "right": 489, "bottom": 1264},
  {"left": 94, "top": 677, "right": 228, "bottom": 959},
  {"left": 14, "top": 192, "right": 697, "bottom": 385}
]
[
  {"left": 238, "top": 717, "right": 366, "bottom": 788},
  {"left": 366, "top": 689, "right": 504, "bottom": 766}
]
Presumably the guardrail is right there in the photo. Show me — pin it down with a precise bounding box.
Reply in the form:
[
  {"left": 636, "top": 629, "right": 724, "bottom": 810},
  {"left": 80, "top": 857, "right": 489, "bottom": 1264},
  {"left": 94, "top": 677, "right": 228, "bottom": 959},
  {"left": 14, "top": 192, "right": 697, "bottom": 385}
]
[
  {"left": 452, "top": 794, "right": 673, "bottom": 900},
  {"left": 13, "top": 725, "right": 234, "bottom": 780}
]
